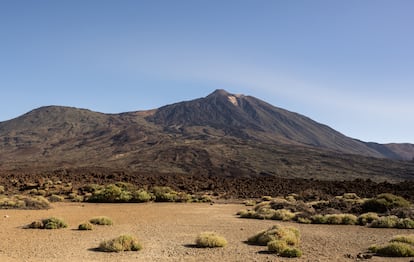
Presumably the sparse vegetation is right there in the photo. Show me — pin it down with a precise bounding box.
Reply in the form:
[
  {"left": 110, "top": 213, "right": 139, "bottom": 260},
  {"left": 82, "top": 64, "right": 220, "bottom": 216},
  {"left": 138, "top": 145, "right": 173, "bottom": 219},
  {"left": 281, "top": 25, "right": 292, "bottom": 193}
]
[
  {"left": 248, "top": 225, "right": 302, "bottom": 257},
  {"left": 195, "top": 232, "right": 227, "bottom": 248},
  {"left": 27, "top": 217, "right": 68, "bottom": 229},
  {"left": 362, "top": 193, "right": 410, "bottom": 213},
  {"left": 78, "top": 222, "right": 93, "bottom": 230},
  {"left": 89, "top": 216, "right": 113, "bottom": 226},
  {"left": 369, "top": 234, "right": 414, "bottom": 257},
  {"left": 238, "top": 192, "right": 414, "bottom": 229},
  {"left": 0, "top": 195, "right": 50, "bottom": 209},
  {"left": 99, "top": 235, "right": 142, "bottom": 252}
]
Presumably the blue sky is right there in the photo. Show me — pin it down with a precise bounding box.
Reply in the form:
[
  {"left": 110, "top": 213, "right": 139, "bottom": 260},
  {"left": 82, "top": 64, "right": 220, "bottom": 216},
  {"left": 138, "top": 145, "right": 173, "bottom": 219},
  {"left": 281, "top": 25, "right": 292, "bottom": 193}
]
[{"left": 1, "top": 0, "right": 413, "bottom": 143}]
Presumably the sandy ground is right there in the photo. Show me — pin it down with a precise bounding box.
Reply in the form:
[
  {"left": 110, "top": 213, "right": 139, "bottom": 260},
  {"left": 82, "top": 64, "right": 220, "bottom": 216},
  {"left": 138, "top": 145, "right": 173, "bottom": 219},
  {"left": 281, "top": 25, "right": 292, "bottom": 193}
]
[{"left": 0, "top": 202, "right": 412, "bottom": 262}]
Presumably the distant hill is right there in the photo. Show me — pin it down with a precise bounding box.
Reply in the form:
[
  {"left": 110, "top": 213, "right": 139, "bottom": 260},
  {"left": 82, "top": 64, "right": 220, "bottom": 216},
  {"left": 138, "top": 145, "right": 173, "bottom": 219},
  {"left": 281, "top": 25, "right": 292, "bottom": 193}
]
[{"left": 1, "top": 89, "right": 413, "bottom": 181}]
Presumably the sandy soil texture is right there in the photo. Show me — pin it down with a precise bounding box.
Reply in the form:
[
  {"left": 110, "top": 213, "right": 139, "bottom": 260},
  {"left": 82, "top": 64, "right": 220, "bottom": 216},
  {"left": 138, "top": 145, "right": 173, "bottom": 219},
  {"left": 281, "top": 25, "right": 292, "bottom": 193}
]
[{"left": 0, "top": 203, "right": 412, "bottom": 262}]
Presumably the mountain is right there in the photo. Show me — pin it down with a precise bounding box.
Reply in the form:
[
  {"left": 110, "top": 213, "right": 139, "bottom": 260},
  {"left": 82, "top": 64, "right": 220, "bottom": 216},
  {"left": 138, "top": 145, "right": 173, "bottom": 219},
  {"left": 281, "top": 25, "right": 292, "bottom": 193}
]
[{"left": 1, "top": 89, "right": 414, "bottom": 182}]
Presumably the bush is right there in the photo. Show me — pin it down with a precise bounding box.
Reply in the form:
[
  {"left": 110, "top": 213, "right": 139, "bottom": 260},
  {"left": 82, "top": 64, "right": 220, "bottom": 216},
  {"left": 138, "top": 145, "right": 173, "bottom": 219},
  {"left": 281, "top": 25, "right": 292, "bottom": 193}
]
[
  {"left": 370, "top": 216, "right": 399, "bottom": 228},
  {"left": 89, "top": 216, "right": 113, "bottom": 226},
  {"left": 358, "top": 212, "right": 379, "bottom": 226},
  {"left": 248, "top": 225, "right": 300, "bottom": 246},
  {"left": 48, "top": 194, "right": 64, "bottom": 202},
  {"left": 195, "top": 232, "right": 227, "bottom": 248},
  {"left": 397, "top": 218, "right": 414, "bottom": 229},
  {"left": 78, "top": 222, "right": 93, "bottom": 230},
  {"left": 391, "top": 235, "right": 414, "bottom": 245},
  {"left": 152, "top": 186, "right": 178, "bottom": 202},
  {"left": 88, "top": 184, "right": 132, "bottom": 203},
  {"left": 132, "top": 189, "right": 154, "bottom": 203},
  {"left": 267, "top": 240, "right": 288, "bottom": 253},
  {"left": 272, "top": 209, "right": 296, "bottom": 221},
  {"left": 99, "top": 235, "right": 142, "bottom": 252},
  {"left": 362, "top": 193, "right": 410, "bottom": 213},
  {"left": 311, "top": 214, "right": 328, "bottom": 224},
  {"left": 369, "top": 242, "right": 414, "bottom": 257},
  {"left": 280, "top": 247, "right": 303, "bottom": 257},
  {"left": 27, "top": 217, "right": 68, "bottom": 229}
]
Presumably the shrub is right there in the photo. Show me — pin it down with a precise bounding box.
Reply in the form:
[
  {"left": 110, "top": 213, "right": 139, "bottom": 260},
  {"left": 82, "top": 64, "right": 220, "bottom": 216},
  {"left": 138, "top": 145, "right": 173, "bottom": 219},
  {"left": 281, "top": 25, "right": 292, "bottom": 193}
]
[
  {"left": 237, "top": 209, "right": 256, "bottom": 218},
  {"left": 391, "top": 235, "right": 414, "bottom": 245},
  {"left": 271, "top": 209, "right": 296, "bottom": 221},
  {"left": 99, "top": 235, "right": 142, "bottom": 252},
  {"left": 362, "top": 193, "right": 410, "bottom": 213},
  {"left": 78, "top": 222, "right": 93, "bottom": 230},
  {"left": 267, "top": 240, "right": 288, "bottom": 253},
  {"left": 132, "top": 189, "right": 154, "bottom": 203},
  {"left": 311, "top": 214, "right": 328, "bottom": 224},
  {"left": 280, "top": 247, "right": 303, "bottom": 257},
  {"left": 369, "top": 242, "right": 414, "bottom": 257},
  {"left": 370, "top": 216, "right": 399, "bottom": 228},
  {"left": 48, "top": 194, "right": 64, "bottom": 202},
  {"left": 396, "top": 218, "right": 414, "bottom": 229},
  {"left": 358, "top": 212, "right": 379, "bottom": 226},
  {"left": 297, "top": 217, "right": 312, "bottom": 224},
  {"left": 27, "top": 217, "right": 68, "bottom": 229},
  {"left": 248, "top": 225, "right": 300, "bottom": 246},
  {"left": 195, "top": 232, "right": 227, "bottom": 248},
  {"left": 88, "top": 184, "right": 132, "bottom": 203},
  {"left": 152, "top": 186, "right": 178, "bottom": 202},
  {"left": 0, "top": 185, "right": 4, "bottom": 194},
  {"left": 89, "top": 216, "right": 113, "bottom": 226},
  {"left": 341, "top": 214, "right": 358, "bottom": 225}
]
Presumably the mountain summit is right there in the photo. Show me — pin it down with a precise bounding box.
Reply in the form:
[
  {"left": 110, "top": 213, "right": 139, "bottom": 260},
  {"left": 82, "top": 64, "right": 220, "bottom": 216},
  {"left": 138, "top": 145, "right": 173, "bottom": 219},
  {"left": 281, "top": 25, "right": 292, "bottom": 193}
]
[{"left": 0, "top": 89, "right": 413, "bottom": 181}]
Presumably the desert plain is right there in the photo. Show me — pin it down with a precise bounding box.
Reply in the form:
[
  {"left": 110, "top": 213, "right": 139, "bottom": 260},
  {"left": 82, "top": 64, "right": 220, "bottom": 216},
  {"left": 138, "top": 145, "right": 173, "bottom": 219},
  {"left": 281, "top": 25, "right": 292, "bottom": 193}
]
[{"left": 0, "top": 202, "right": 412, "bottom": 262}]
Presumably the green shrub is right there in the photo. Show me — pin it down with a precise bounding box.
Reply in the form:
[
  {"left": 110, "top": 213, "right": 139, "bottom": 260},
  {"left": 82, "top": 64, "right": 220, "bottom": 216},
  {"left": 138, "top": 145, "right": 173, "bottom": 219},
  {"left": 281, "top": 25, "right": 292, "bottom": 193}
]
[
  {"left": 89, "top": 216, "right": 113, "bottom": 226},
  {"left": 370, "top": 216, "right": 399, "bottom": 228},
  {"left": 152, "top": 186, "right": 178, "bottom": 202},
  {"left": 27, "top": 217, "right": 67, "bottom": 229},
  {"left": 267, "top": 240, "right": 288, "bottom": 253},
  {"left": 43, "top": 217, "right": 68, "bottom": 229},
  {"left": 311, "top": 214, "right": 328, "bottom": 224},
  {"left": 362, "top": 193, "right": 410, "bottom": 213},
  {"left": 396, "top": 218, "right": 414, "bottom": 229},
  {"left": 280, "top": 247, "right": 303, "bottom": 258},
  {"left": 271, "top": 209, "right": 296, "bottom": 221},
  {"left": 237, "top": 209, "right": 256, "bottom": 218},
  {"left": 89, "top": 184, "right": 132, "bottom": 203},
  {"left": 78, "top": 222, "right": 93, "bottom": 230},
  {"left": 391, "top": 235, "right": 414, "bottom": 245},
  {"left": 48, "top": 194, "right": 64, "bottom": 202},
  {"left": 369, "top": 242, "right": 414, "bottom": 257},
  {"left": 297, "top": 217, "right": 312, "bottom": 224},
  {"left": 99, "top": 235, "right": 142, "bottom": 252},
  {"left": 247, "top": 225, "right": 300, "bottom": 246},
  {"left": 341, "top": 214, "right": 358, "bottom": 225},
  {"left": 358, "top": 212, "right": 379, "bottom": 226},
  {"left": 195, "top": 232, "right": 227, "bottom": 248},
  {"left": 132, "top": 189, "right": 154, "bottom": 202}
]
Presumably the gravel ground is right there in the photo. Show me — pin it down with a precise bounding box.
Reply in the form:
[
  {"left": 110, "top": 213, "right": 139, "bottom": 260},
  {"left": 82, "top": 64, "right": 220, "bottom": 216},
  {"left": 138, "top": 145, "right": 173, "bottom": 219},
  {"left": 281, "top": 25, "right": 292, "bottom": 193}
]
[{"left": 0, "top": 202, "right": 412, "bottom": 262}]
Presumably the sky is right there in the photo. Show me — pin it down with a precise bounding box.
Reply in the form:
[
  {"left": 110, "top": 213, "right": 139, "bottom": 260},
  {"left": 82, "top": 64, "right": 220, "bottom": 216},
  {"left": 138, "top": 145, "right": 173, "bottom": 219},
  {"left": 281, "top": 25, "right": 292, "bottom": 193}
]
[{"left": 1, "top": 0, "right": 413, "bottom": 143}]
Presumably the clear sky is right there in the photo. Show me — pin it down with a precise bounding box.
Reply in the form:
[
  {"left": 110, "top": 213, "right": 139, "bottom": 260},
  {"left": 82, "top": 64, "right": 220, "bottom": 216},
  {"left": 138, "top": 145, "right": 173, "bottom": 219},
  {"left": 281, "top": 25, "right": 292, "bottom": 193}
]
[{"left": 1, "top": 0, "right": 413, "bottom": 143}]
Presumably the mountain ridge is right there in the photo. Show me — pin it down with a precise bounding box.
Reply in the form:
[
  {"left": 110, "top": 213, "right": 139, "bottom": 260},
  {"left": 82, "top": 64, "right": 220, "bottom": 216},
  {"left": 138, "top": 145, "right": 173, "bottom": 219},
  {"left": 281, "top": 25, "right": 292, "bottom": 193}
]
[{"left": 1, "top": 89, "right": 413, "bottom": 182}]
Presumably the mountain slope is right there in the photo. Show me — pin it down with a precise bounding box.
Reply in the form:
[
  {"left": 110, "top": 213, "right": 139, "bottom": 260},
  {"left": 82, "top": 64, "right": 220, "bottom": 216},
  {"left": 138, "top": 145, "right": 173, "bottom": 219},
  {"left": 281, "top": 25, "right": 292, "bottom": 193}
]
[
  {"left": 147, "top": 89, "right": 385, "bottom": 157},
  {"left": 0, "top": 90, "right": 413, "bottom": 181}
]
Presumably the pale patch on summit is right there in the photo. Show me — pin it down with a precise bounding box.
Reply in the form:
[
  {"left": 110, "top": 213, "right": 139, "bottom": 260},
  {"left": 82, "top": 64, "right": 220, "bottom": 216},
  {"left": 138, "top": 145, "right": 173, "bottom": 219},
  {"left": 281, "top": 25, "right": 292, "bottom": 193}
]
[{"left": 227, "top": 95, "right": 238, "bottom": 106}]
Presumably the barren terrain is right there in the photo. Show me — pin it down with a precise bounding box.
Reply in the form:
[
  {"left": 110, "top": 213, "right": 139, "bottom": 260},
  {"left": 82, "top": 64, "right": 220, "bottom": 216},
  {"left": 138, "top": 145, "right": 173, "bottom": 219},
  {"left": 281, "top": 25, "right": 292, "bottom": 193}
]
[{"left": 0, "top": 202, "right": 412, "bottom": 262}]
